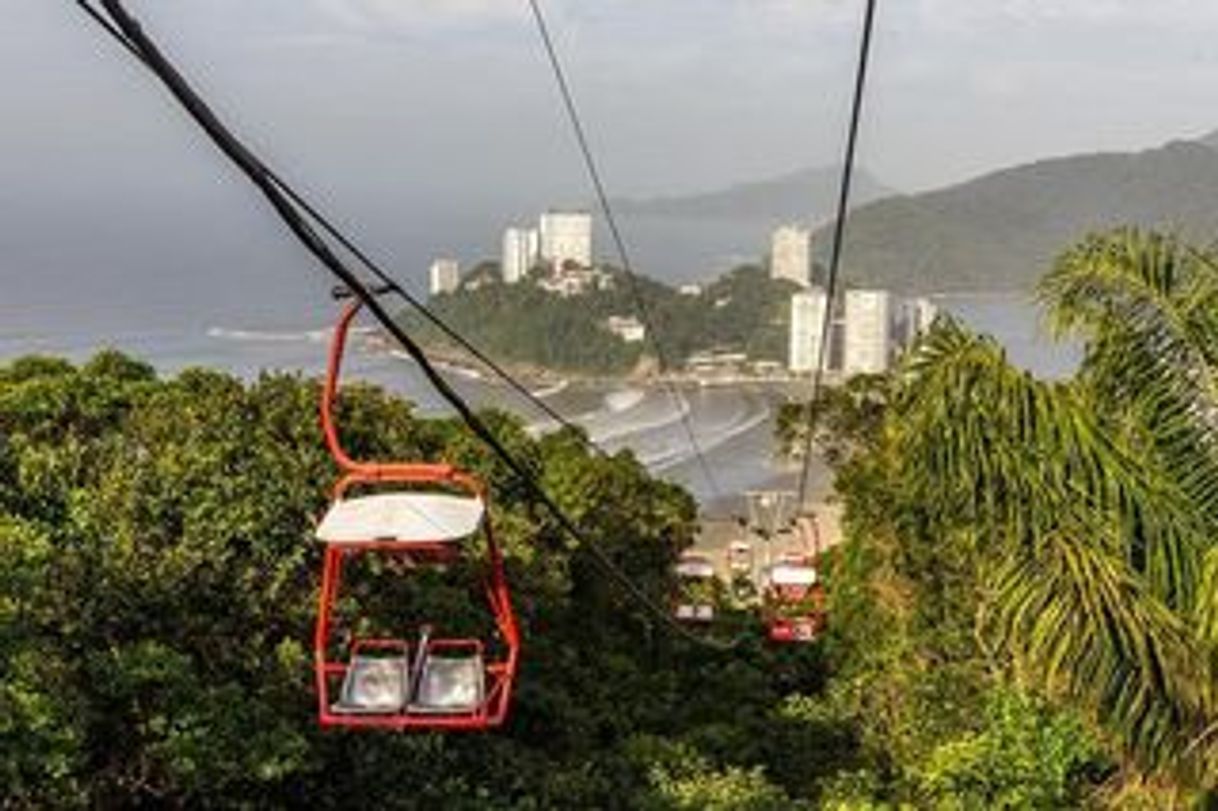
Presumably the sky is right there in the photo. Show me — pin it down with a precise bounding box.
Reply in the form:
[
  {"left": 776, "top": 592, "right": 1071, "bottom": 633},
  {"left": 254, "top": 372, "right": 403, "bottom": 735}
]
[
  {"left": 3, "top": 1, "right": 1218, "bottom": 324},
  {"left": 7, "top": 1, "right": 1218, "bottom": 197}
]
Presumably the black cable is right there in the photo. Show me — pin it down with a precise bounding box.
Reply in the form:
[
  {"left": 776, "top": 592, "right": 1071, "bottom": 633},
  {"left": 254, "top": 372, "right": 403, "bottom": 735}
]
[
  {"left": 74, "top": 1, "right": 586, "bottom": 442},
  {"left": 525, "top": 0, "right": 724, "bottom": 503},
  {"left": 81, "top": 0, "right": 740, "bottom": 651},
  {"left": 796, "top": 0, "right": 880, "bottom": 507}
]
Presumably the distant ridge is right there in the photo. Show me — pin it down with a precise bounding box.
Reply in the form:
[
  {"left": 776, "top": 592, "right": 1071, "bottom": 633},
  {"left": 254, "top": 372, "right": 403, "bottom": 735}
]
[
  {"left": 613, "top": 165, "right": 895, "bottom": 223},
  {"left": 821, "top": 136, "right": 1218, "bottom": 293}
]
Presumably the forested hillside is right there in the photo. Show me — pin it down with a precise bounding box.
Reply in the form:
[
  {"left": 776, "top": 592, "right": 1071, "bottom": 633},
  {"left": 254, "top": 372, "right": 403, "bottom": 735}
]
[
  {"left": 405, "top": 265, "right": 801, "bottom": 375},
  {"left": 613, "top": 165, "right": 893, "bottom": 223},
  {"left": 0, "top": 348, "right": 1120, "bottom": 807},
  {"left": 0, "top": 352, "right": 851, "bottom": 807},
  {"left": 823, "top": 138, "right": 1218, "bottom": 292}
]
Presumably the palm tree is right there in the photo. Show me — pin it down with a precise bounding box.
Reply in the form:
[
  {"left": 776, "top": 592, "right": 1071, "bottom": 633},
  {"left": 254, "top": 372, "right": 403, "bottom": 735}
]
[{"left": 887, "top": 229, "right": 1218, "bottom": 785}]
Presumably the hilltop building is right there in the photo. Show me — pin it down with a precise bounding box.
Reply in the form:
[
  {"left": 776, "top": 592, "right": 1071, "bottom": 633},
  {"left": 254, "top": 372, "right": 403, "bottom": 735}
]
[
  {"left": 771, "top": 226, "right": 812, "bottom": 288},
  {"left": 789, "top": 288, "right": 829, "bottom": 373},
  {"left": 905, "top": 296, "right": 938, "bottom": 340},
  {"left": 429, "top": 258, "right": 461, "bottom": 296},
  {"left": 843, "top": 289, "right": 892, "bottom": 375},
  {"left": 502, "top": 227, "right": 540, "bottom": 285},
  {"left": 539, "top": 211, "right": 593, "bottom": 271},
  {"left": 605, "top": 315, "right": 646, "bottom": 343},
  {"left": 538, "top": 267, "right": 612, "bottom": 298}
]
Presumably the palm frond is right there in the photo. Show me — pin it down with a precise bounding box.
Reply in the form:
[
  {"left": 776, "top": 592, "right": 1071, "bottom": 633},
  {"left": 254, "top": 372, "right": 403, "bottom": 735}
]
[
  {"left": 985, "top": 526, "right": 1212, "bottom": 775},
  {"left": 894, "top": 317, "right": 1218, "bottom": 777},
  {"left": 1039, "top": 231, "right": 1218, "bottom": 607},
  {"left": 898, "top": 320, "right": 1209, "bottom": 606}
]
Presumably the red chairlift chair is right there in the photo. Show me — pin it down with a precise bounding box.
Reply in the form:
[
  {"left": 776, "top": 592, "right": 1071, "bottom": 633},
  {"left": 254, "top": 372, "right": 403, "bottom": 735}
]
[
  {"left": 761, "top": 556, "right": 826, "bottom": 643},
  {"left": 313, "top": 299, "right": 520, "bottom": 731}
]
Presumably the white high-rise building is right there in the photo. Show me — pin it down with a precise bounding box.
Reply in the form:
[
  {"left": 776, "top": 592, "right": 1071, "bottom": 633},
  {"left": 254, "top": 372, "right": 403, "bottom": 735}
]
[
  {"left": 907, "top": 296, "right": 938, "bottom": 338},
  {"left": 539, "top": 211, "right": 593, "bottom": 271},
  {"left": 502, "top": 227, "right": 540, "bottom": 284},
  {"left": 429, "top": 258, "right": 461, "bottom": 296},
  {"left": 771, "top": 226, "right": 812, "bottom": 287},
  {"left": 789, "top": 288, "right": 829, "bottom": 373},
  {"left": 844, "top": 289, "right": 892, "bottom": 375}
]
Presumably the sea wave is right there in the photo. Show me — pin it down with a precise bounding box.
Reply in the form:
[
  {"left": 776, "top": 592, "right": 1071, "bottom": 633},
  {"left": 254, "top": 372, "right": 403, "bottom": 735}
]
[
  {"left": 530, "top": 379, "right": 570, "bottom": 399},
  {"left": 387, "top": 349, "right": 484, "bottom": 381},
  {"left": 644, "top": 401, "right": 772, "bottom": 473},
  {"left": 435, "top": 361, "right": 484, "bottom": 381},
  {"left": 590, "top": 390, "right": 691, "bottom": 444},
  {"left": 603, "top": 388, "right": 646, "bottom": 413},
  {"left": 206, "top": 326, "right": 334, "bottom": 343},
  {"left": 524, "top": 385, "right": 645, "bottom": 436}
]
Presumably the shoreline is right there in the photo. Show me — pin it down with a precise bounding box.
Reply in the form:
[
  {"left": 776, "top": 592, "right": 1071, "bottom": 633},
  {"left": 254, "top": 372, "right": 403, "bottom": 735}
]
[{"left": 369, "top": 331, "right": 817, "bottom": 396}]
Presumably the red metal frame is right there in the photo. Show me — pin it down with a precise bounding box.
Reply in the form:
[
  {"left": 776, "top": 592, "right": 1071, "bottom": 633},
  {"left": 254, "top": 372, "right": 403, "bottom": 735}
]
[
  {"left": 313, "top": 301, "right": 520, "bottom": 731},
  {"left": 762, "top": 555, "right": 827, "bottom": 644}
]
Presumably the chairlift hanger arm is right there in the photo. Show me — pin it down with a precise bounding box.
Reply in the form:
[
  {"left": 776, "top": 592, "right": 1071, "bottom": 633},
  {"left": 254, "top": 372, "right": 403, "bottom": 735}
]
[{"left": 320, "top": 298, "right": 476, "bottom": 494}]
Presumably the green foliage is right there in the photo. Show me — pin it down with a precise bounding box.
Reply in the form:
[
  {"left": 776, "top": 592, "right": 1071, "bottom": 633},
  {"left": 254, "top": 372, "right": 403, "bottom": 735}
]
[
  {"left": 917, "top": 688, "right": 1105, "bottom": 809},
  {"left": 779, "top": 228, "right": 1218, "bottom": 802},
  {"left": 815, "top": 138, "right": 1218, "bottom": 293},
  {"left": 407, "top": 264, "right": 800, "bottom": 374},
  {"left": 628, "top": 736, "right": 797, "bottom": 810},
  {"left": 0, "top": 352, "right": 841, "bottom": 807}
]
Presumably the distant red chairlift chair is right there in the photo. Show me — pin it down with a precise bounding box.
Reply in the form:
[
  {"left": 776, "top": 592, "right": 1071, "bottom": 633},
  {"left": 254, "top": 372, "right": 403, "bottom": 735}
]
[
  {"left": 673, "top": 552, "right": 717, "bottom": 623},
  {"left": 313, "top": 300, "right": 520, "bottom": 731},
  {"left": 762, "top": 557, "right": 826, "bottom": 643}
]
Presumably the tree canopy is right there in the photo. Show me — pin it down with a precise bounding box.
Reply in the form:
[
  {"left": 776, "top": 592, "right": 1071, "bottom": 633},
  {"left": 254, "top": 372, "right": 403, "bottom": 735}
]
[
  {"left": 778, "top": 228, "right": 1218, "bottom": 805},
  {"left": 406, "top": 264, "right": 800, "bottom": 375},
  {"left": 0, "top": 352, "right": 842, "bottom": 808}
]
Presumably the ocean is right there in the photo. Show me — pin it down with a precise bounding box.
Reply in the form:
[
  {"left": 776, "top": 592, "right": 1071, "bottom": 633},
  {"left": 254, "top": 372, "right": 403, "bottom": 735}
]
[{"left": 0, "top": 275, "right": 1078, "bottom": 515}]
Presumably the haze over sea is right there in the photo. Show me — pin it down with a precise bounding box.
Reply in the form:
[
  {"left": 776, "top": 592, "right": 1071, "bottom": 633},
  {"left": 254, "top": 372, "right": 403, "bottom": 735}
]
[{"left": 0, "top": 221, "right": 1080, "bottom": 511}]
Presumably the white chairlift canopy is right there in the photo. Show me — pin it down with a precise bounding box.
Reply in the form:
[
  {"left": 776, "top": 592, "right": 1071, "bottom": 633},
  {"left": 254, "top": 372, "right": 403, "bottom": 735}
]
[
  {"left": 768, "top": 563, "right": 818, "bottom": 587},
  {"left": 317, "top": 492, "right": 485, "bottom": 544},
  {"left": 675, "top": 556, "right": 716, "bottom": 579}
]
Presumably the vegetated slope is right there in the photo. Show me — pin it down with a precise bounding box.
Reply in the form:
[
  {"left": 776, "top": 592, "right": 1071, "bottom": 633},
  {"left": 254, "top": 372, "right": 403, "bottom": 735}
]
[
  {"left": 0, "top": 351, "right": 848, "bottom": 807},
  {"left": 823, "top": 138, "right": 1218, "bottom": 293},
  {"left": 614, "top": 165, "right": 894, "bottom": 223},
  {"left": 406, "top": 264, "right": 801, "bottom": 374}
]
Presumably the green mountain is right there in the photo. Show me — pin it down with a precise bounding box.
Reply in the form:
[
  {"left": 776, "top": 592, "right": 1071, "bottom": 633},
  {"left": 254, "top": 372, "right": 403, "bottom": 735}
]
[
  {"left": 614, "top": 165, "right": 894, "bottom": 222},
  {"left": 823, "top": 137, "right": 1218, "bottom": 293}
]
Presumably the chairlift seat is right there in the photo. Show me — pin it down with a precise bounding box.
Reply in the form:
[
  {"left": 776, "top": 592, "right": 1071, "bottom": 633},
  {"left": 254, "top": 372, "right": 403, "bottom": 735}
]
[
  {"left": 317, "top": 492, "right": 485, "bottom": 544},
  {"left": 331, "top": 652, "right": 410, "bottom": 715},
  {"left": 675, "top": 604, "right": 715, "bottom": 622},
  {"left": 408, "top": 653, "right": 486, "bottom": 714}
]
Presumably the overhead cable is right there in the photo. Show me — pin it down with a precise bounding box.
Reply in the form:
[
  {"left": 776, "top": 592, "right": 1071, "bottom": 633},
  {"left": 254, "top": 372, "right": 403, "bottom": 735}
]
[
  {"left": 77, "top": 0, "right": 592, "bottom": 443},
  {"left": 796, "top": 0, "right": 880, "bottom": 507},
  {"left": 525, "top": 0, "right": 725, "bottom": 503},
  {"left": 79, "top": 0, "right": 740, "bottom": 651}
]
